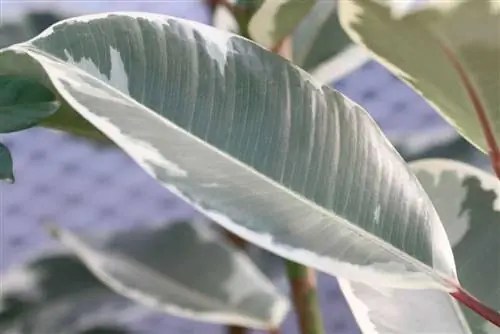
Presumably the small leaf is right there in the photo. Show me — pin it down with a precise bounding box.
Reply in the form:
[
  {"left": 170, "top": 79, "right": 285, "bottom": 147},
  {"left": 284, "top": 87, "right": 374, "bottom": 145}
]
[
  {"left": 50, "top": 221, "right": 289, "bottom": 329},
  {"left": 0, "top": 142, "right": 14, "bottom": 183},
  {"left": 338, "top": 0, "right": 500, "bottom": 153},
  {"left": 0, "top": 75, "right": 60, "bottom": 133},
  {"left": 339, "top": 159, "right": 500, "bottom": 333},
  {"left": 248, "top": 0, "right": 315, "bottom": 49}
]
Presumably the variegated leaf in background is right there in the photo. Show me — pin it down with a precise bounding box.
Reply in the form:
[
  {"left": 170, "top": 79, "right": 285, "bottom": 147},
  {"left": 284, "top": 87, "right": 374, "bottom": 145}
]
[
  {"left": 49, "top": 220, "right": 289, "bottom": 330},
  {"left": 248, "top": 0, "right": 315, "bottom": 49},
  {"left": 338, "top": 0, "right": 500, "bottom": 154},
  {"left": 0, "top": 253, "right": 141, "bottom": 334},
  {"left": 339, "top": 159, "right": 500, "bottom": 334},
  {"left": 247, "top": 0, "right": 419, "bottom": 84},
  {"left": 0, "top": 142, "right": 14, "bottom": 182},
  {"left": 0, "top": 13, "right": 461, "bottom": 293},
  {"left": 292, "top": 0, "right": 370, "bottom": 83}
]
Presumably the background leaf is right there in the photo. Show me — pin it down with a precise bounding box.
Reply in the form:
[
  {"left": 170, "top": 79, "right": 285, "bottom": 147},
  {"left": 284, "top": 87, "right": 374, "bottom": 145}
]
[
  {"left": 291, "top": 0, "right": 371, "bottom": 84},
  {"left": 50, "top": 220, "right": 289, "bottom": 329},
  {"left": 0, "top": 13, "right": 457, "bottom": 291},
  {"left": 0, "top": 142, "right": 14, "bottom": 182},
  {"left": 0, "top": 253, "right": 143, "bottom": 334},
  {"left": 0, "top": 76, "right": 60, "bottom": 133},
  {"left": 338, "top": 0, "right": 500, "bottom": 153},
  {"left": 339, "top": 159, "right": 500, "bottom": 334},
  {"left": 248, "top": 0, "right": 315, "bottom": 49}
]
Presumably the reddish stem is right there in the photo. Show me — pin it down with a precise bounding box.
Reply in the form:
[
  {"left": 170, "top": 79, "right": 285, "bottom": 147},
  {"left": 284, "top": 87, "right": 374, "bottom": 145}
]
[
  {"left": 440, "top": 44, "right": 500, "bottom": 178},
  {"left": 451, "top": 288, "right": 500, "bottom": 327}
]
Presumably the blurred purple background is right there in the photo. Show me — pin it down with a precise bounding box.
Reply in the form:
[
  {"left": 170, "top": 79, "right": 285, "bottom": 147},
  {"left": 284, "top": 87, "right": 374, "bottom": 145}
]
[{"left": 0, "top": 1, "right": 481, "bottom": 333}]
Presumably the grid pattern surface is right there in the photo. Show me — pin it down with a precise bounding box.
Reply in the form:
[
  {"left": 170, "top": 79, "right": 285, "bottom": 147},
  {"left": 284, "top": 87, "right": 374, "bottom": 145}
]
[{"left": 0, "top": 1, "right": 462, "bottom": 333}]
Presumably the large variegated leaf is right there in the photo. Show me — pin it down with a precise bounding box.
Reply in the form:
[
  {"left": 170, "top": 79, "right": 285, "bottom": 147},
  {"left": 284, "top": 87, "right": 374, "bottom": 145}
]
[
  {"left": 338, "top": 0, "right": 500, "bottom": 154},
  {"left": 340, "top": 159, "right": 500, "bottom": 333},
  {"left": 49, "top": 221, "right": 289, "bottom": 329},
  {"left": 248, "top": 0, "right": 315, "bottom": 49},
  {"left": 0, "top": 142, "right": 14, "bottom": 182},
  {"left": 0, "top": 254, "right": 141, "bottom": 334},
  {"left": 0, "top": 13, "right": 458, "bottom": 292}
]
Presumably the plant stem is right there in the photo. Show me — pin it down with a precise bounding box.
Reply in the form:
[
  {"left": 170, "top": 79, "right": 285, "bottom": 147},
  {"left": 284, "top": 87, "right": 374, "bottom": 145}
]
[
  {"left": 227, "top": 326, "right": 246, "bottom": 334},
  {"left": 224, "top": 229, "right": 248, "bottom": 334},
  {"left": 286, "top": 261, "right": 324, "bottom": 334}
]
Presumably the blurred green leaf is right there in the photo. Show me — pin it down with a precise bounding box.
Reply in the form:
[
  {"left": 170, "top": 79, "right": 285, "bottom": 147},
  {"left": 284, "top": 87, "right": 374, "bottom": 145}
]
[
  {"left": 248, "top": 0, "right": 315, "bottom": 49},
  {"left": 0, "top": 254, "right": 142, "bottom": 334},
  {"left": 50, "top": 221, "right": 289, "bottom": 329},
  {"left": 0, "top": 142, "right": 14, "bottom": 183},
  {"left": 0, "top": 23, "right": 31, "bottom": 49},
  {"left": 338, "top": 0, "right": 500, "bottom": 153},
  {"left": 339, "top": 159, "right": 500, "bottom": 334},
  {"left": 0, "top": 76, "right": 60, "bottom": 133},
  {"left": 0, "top": 13, "right": 459, "bottom": 293}
]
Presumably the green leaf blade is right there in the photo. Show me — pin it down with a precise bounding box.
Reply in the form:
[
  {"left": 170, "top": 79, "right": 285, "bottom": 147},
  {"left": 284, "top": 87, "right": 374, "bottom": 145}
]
[
  {"left": 50, "top": 221, "right": 289, "bottom": 329},
  {"left": 248, "top": 0, "right": 315, "bottom": 49},
  {"left": 338, "top": 0, "right": 500, "bottom": 153},
  {"left": 0, "top": 254, "right": 141, "bottom": 334},
  {"left": 291, "top": 0, "right": 363, "bottom": 73},
  {"left": 1, "top": 13, "right": 456, "bottom": 290},
  {"left": 0, "top": 75, "right": 60, "bottom": 133}
]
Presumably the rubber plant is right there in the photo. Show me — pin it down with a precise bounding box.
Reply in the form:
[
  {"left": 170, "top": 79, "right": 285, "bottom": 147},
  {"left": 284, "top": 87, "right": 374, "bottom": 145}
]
[{"left": 0, "top": 0, "right": 499, "bottom": 334}]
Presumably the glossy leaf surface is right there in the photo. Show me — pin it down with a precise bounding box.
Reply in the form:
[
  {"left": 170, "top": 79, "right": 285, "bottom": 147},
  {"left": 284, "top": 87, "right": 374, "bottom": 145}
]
[
  {"left": 338, "top": 0, "right": 500, "bottom": 153},
  {"left": 50, "top": 221, "right": 289, "bottom": 329},
  {"left": 340, "top": 159, "right": 500, "bottom": 333},
  {"left": 0, "top": 13, "right": 457, "bottom": 290}
]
